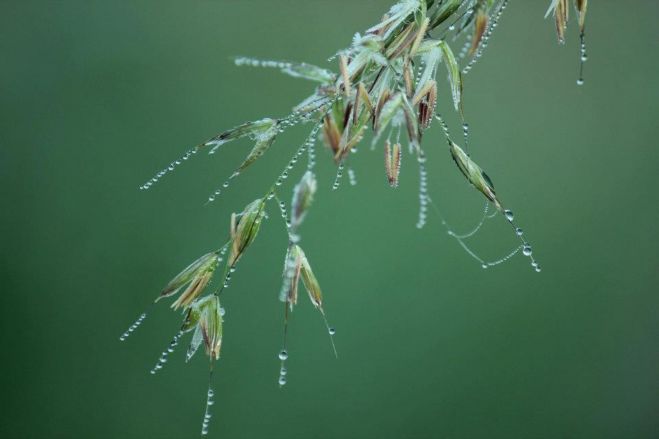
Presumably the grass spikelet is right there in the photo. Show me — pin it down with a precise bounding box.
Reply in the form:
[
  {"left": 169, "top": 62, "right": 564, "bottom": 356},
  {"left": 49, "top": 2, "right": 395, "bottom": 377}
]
[
  {"left": 156, "top": 252, "right": 219, "bottom": 310},
  {"left": 227, "top": 199, "right": 266, "bottom": 268},
  {"left": 384, "top": 140, "right": 402, "bottom": 188},
  {"left": 449, "top": 141, "right": 501, "bottom": 211},
  {"left": 296, "top": 245, "right": 337, "bottom": 358}
]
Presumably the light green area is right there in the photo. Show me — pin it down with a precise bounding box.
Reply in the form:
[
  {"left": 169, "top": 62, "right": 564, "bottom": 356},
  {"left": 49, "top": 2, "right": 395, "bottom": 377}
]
[{"left": 1, "top": 1, "right": 657, "bottom": 438}]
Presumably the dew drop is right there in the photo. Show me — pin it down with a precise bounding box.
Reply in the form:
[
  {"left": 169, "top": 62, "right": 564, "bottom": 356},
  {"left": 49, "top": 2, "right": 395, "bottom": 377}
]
[
  {"left": 577, "top": 79, "right": 584, "bottom": 86},
  {"left": 328, "top": 327, "right": 336, "bottom": 336},
  {"left": 504, "top": 209, "right": 514, "bottom": 222},
  {"left": 278, "top": 350, "right": 288, "bottom": 361},
  {"left": 515, "top": 227, "right": 523, "bottom": 236},
  {"left": 522, "top": 244, "right": 533, "bottom": 257},
  {"left": 278, "top": 376, "right": 287, "bottom": 386}
]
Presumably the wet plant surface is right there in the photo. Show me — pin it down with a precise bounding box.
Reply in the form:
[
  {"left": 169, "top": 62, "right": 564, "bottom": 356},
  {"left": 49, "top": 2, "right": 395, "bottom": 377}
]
[{"left": 1, "top": 1, "right": 658, "bottom": 438}]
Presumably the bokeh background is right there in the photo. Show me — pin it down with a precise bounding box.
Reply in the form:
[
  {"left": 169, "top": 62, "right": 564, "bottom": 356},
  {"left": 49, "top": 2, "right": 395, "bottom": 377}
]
[{"left": 1, "top": 1, "right": 657, "bottom": 438}]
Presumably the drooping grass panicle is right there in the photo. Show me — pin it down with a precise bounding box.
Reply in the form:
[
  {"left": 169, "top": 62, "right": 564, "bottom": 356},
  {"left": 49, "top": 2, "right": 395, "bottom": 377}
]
[{"left": 125, "top": 2, "right": 592, "bottom": 435}]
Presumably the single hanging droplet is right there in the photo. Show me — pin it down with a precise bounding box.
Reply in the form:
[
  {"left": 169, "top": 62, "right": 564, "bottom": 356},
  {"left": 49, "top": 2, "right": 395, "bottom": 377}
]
[
  {"left": 278, "top": 376, "right": 287, "bottom": 386},
  {"left": 515, "top": 227, "right": 523, "bottom": 236},
  {"left": 522, "top": 244, "right": 533, "bottom": 256},
  {"left": 278, "top": 350, "right": 288, "bottom": 361},
  {"left": 328, "top": 327, "right": 336, "bottom": 336},
  {"left": 504, "top": 210, "right": 514, "bottom": 222}
]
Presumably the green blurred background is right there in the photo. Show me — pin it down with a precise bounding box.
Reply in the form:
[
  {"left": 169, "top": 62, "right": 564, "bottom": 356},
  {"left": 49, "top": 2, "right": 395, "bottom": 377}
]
[{"left": 1, "top": 1, "right": 657, "bottom": 438}]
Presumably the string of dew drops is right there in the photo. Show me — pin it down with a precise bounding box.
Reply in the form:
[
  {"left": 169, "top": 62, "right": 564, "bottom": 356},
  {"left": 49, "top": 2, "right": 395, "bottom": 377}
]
[
  {"left": 278, "top": 300, "right": 291, "bottom": 387},
  {"left": 577, "top": 32, "right": 588, "bottom": 86},
  {"left": 462, "top": 0, "right": 509, "bottom": 75},
  {"left": 150, "top": 330, "right": 184, "bottom": 375},
  {"left": 332, "top": 162, "right": 345, "bottom": 190},
  {"left": 200, "top": 369, "right": 215, "bottom": 436},
  {"left": 119, "top": 312, "right": 147, "bottom": 342},
  {"left": 140, "top": 148, "right": 198, "bottom": 191},
  {"left": 416, "top": 149, "right": 429, "bottom": 229}
]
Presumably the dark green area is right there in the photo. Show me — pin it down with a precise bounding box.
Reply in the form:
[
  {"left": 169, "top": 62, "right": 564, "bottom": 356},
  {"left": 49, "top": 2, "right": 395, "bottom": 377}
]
[{"left": 1, "top": 1, "right": 657, "bottom": 438}]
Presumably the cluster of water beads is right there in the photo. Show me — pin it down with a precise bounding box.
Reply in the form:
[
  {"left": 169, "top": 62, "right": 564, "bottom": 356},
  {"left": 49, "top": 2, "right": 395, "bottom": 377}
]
[
  {"left": 234, "top": 57, "right": 295, "bottom": 70},
  {"left": 150, "top": 330, "right": 184, "bottom": 375},
  {"left": 200, "top": 384, "right": 215, "bottom": 436},
  {"left": 277, "top": 198, "right": 292, "bottom": 232},
  {"left": 233, "top": 58, "right": 336, "bottom": 86},
  {"left": 207, "top": 174, "right": 237, "bottom": 204},
  {"left": 462, "top": 122, "right": 470, "bottom": 152},
  {"left": 307, "top": 129, "right": 317, "bottom": 170},
  {"left": 332, "top": 162, "right": 345, "bottom": 190},
  {"left": 140, "top": 148, "right": 198, "bottom": 190},
  {"left": 462, "top": 0, "right": 509, "bottom": 75},
  {"left": 274, "top": 123, "right": 323, "bottom": 196},
  {"left": 220, "top": 264, "right": 237, "bottom": 291},
  {"left": 577, "top": 33, "right": 588, "bottom": 86},
  {"left": 416, "top": 150, "right": 429, "bottom": 229},
  {"left": 347, "top": 167, "right": 358, "bottom": 186},
  {"left": 277, "top": 349, "right": 289, "bottom": 387},
  {"left": 501, "top": 208, "right": 541, "bottom": 272},
  {"left": 119, "top": 312, "right": 147, "bottom": 341},
  {"left": 279, "top": 102, "right": 328, "bottom": 132}
]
